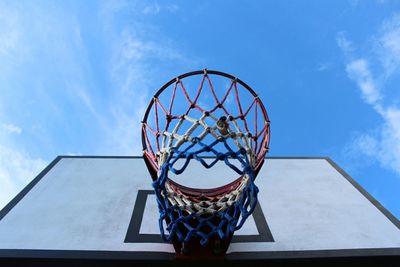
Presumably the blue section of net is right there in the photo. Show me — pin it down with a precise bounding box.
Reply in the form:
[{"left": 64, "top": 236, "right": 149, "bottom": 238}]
[{"left": 152, "top": 137, "right": 259, "bottom": 246}]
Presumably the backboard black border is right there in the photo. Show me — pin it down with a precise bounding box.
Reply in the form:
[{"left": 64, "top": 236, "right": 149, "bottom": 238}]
[
  {"left": 124, "top": 190, "right": 274, "bottom": 243},
  {"left": 0, "top": 156, "right": 399, "bottom": 264}
]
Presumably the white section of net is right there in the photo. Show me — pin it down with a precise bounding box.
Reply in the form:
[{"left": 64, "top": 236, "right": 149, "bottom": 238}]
[{"left": 157, "top": 112, "right": 256, "bottom": 215}]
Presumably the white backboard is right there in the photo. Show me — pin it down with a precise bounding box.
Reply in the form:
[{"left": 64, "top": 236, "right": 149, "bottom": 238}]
[{"left": 0, "top": 156, "right": 399, "bottom": 262}]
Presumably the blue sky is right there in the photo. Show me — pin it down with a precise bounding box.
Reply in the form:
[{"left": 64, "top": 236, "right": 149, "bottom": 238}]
[{"left": 0, "top": 0, "right": 399, "bottom": 218}]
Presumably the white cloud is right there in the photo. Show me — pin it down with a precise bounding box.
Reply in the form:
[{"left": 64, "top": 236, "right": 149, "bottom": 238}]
[
  {"left": 142, "top": 2, "right": 179, "bottom": 15},
  {"left": 351, "top": 133, "right": 378, "bottom": 158},
  {"left": 0, "top": 146, "right": 47, "bottom": 209},
  {"left": 345, "top": 59, "right": 382, "bottom": 109},
  {"left": 316, "top": 62, "right": 331, "bottom": 71},
  {"left": 0, "top": 1, "right": 199, "bottom": 210},
  {"left": 106, "top": 105, "right": 147, "bottom": 154},
  {"left": 0, "top": 3, "right": 92, "bottom": 209},
  {"left": 1, "top": 123, "right": 22, "bottom": 135},
  {"left": 378, "top": 107, "right": 400, "bottom": 173},
  {"left": 338, "top": 14, "right": 400, "bottom": 176},
  {"left": 0, "top": 6, "right": 21, "bottom": 57},
  {"left": 142, "top": 2, "right": 161, "bottom": 15},
  {"left": 349, "top": 107, "right": 400, "bottom": 175},
  {"left": 378, "top": 13, "right": 400, "bottom": 75},
  {"left": 115, "top": 30, "right": 189, "bottom": 65},
  {"left": 100, "top": 2, "right": 201, "bottom": 155},
  {"left": 0, "top": 120, "right": 46, "bottom": 209},
  {"left": 336, "top": 32, "right": 354, "bottom": 55},
  {"left": 166, "top": 4, "right": 179, "bottom": 13}
]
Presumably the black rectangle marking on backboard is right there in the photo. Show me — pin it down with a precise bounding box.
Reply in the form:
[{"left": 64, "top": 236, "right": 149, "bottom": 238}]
[{"left": 124, "top": 190, "right": 274, "bottom": 243}]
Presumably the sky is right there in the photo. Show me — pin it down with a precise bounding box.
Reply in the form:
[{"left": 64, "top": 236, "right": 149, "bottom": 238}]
[{"left": 0, "top": 0, "right": 399, "bottom": 219}]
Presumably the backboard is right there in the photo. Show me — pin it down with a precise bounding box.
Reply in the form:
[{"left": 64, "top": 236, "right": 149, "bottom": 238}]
[{"left": 0, "top": 156, "right": 399, "bottom": 265}]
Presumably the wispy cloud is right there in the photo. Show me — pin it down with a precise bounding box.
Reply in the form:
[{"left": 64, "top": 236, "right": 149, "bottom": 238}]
[
  {"left": 378, "top": 107, "right": 400, "bottom": 173},
  {"left": 0, "top": 146, "right": 46, "bottom": 209},
  {"left": 0, "top": 2, "right": 100, "bottom": 209},
  {"left": 345, "top": 59, "right": 382, "bottom": 109},
  {"left": 378, "top": 13, "right": 400, "bottom": 76},
  {"left": 142, "top": 2, "right": 160, "bottom": 15},
  {"left": 0, "top": 0, "right": 202, "bottom": 209},
  {"left": 0, "top": 6, "right": 22, "bottom": 58},
  {"left": 99, "top": 1, "right": 201, "bottom": 154},
  {"left": 316, "top": 62, "right": 331, "bottom": 71},
  {"left": 338, "top": 13, "right": 400, "bottom": 176},
  {"left": 0, "top": 121, "right": 46, "bottom": 209},
  {"left": 336, "top": 31, "right": 354, "bottom": 55},
  {"left": 0, "top": 3, "right": 48, "bottom": 209},
  {"left": 142, "top": 1, "right": 179, "bottom": 15},
  {"left": 1, "top": 123, "right": 22, "bottom": 135}
]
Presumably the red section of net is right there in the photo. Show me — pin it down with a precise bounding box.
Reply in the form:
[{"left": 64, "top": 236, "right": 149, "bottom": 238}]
[
  {"left": 167, "top": 176, "right": 244, "bottom": 203},
  {"left": 143, "top": 73, "right": 270, "bottom": 166}
]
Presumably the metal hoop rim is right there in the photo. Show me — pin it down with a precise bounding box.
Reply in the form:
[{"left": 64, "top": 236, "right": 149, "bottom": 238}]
[{"left": 141, "top": 69, "right": 270, "bottom": 152}]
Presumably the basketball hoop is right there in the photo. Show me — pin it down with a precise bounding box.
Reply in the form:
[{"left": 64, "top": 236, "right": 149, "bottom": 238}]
[{"left": 141, "top": 69, "right": 270, "bottom": 257}]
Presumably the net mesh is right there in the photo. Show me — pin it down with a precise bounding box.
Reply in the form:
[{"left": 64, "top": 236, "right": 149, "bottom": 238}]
[{"left": 141, "top": 70, "right": 270, "bottom": 246}]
